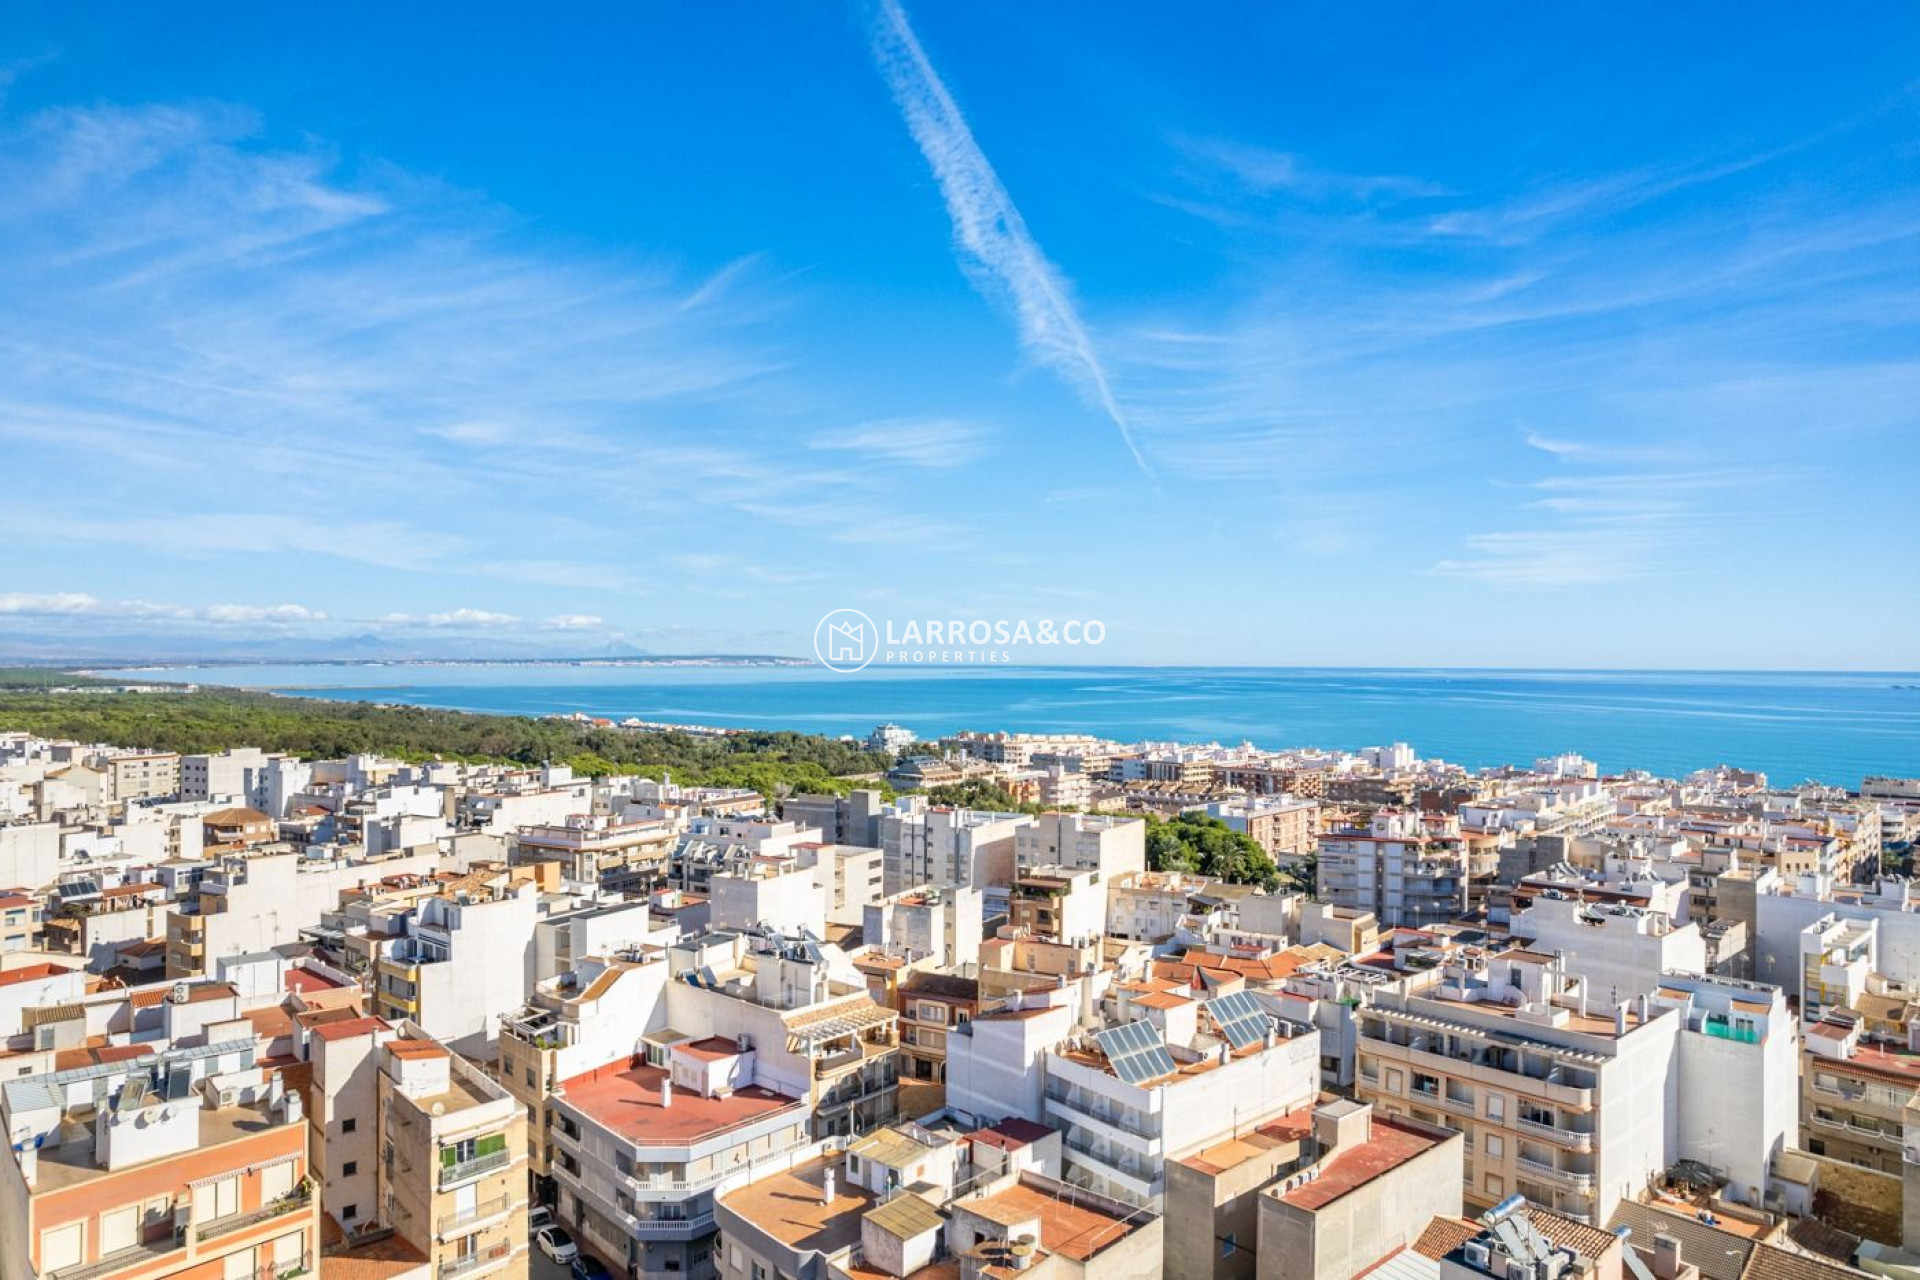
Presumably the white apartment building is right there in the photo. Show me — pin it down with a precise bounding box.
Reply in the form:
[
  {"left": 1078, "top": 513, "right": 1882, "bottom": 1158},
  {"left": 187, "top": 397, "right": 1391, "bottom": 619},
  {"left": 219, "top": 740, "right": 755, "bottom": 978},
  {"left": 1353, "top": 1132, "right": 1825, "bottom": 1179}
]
[
  {"left": 1510, "top": 897, "right": 1708, "bottom": 1002},
  {"left": 1041, "top": 1013, "right": 1322, "bottom": 1210},
  {"left": 882, "top": 807, "right": 1030, "bottom": 897},
  {"left": 1353, "top": 952, "right": 1794, "bottom": 1225},
  {"left": 862, "top": 885, "right": 984, "bottom": 971},
  {"left": 372, "top": 873, "right": 542, "bottom": 1057},
  {"left": 1014, "top": 812, "right": 1147, "bottom": 879},
  {"left": 1319, "top": 811, "right": 1470, "bottom": 929},
  {"left": 709, "top": 859, "right": 829, "bottom": 938}
]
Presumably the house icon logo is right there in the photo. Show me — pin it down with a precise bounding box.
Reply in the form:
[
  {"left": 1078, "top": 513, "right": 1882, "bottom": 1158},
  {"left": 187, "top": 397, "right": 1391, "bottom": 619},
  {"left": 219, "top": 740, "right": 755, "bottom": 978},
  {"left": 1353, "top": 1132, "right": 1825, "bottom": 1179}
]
[{"left": 813, "top": 609, "right": 877, "bottom": 673}]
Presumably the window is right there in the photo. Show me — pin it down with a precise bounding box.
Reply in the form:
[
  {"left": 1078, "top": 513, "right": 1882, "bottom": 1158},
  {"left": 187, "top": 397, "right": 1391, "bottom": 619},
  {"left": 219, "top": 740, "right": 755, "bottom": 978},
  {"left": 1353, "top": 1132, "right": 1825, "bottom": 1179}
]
[
  {"left": 223, "top": 1247, "right": 256, "bottom": 1280},
  {"left": 343, "top": 1162, "right": 358, "bottom": 1178},
  {"left": 1385, "top": 1069, "right": 1403, "bottom": 1093},
  {"left": 1484, "top": 1136, "right": 1503, "bottom": 1159},
  {"left": 342, "top": 1118, "right": 357, "bottom": 1134},
  {"left": 1220, "top": 1233, "right": 1237, "bottom": 1259},
  {"left": 343, "top": 1205, "right": 358, "bottom": 1220},
  {"left": 1485, "top": 1094, "right": 1505, "bottom": 1121},
  {"left": 40, "top": 1223, "right": 83, "bottom": 1274},
  {"left": 1483, "top": 1174, "right": 1504, "bottom": 1196}
]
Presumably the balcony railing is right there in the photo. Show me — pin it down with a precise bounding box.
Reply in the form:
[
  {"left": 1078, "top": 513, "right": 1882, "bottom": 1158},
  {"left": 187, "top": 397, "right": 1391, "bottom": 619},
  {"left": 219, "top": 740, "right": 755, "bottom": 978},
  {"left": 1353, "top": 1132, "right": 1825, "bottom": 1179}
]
[
  {"left": 439, "top": 1242, "right": 513, "bottom": 1280},
  {"left": 199, "top": 1189, "right": 312, "bottom": 1242},
  {"left": 1515, "top": 1155, "right": 1595, "bottom": 1193},
  {"left": 1514, "top": 1116, "right": 1594, "bottom": 1150},
  {"left": 440, "top": 1148, "right": 513, "bottom": 1188},
  {"left": 437, "top": 1194, "right": 514, "bottom": 1234},
  {"left": 49, "top": 1238, "right": 185, "bottom": 1280}
]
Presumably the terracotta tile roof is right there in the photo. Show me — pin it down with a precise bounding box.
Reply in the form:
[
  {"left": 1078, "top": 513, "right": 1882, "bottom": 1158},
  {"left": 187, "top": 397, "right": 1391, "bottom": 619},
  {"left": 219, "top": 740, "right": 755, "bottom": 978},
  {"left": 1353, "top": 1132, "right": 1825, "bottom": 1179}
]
[{"left": 1411, "top": 1216, "right": 1479, "bottom": 1261}]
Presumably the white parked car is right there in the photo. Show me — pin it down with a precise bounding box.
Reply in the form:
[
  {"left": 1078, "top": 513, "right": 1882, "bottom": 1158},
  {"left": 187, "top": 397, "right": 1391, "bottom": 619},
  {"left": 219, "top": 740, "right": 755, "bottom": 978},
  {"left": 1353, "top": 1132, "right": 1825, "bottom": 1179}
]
[
  {"left": 536, "top": 1227, "right": 578, "bottom": 1265},
  {"left": 528, "top": 1206, "right": 554, "bottom": 1235}
]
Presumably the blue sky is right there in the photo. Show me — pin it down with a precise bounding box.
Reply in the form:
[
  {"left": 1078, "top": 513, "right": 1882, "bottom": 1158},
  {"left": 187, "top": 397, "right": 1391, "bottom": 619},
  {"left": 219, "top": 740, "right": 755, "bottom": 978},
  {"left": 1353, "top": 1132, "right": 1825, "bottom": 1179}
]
[{"left": 2, "top": 4, "right": 1917, "bottom": 668}]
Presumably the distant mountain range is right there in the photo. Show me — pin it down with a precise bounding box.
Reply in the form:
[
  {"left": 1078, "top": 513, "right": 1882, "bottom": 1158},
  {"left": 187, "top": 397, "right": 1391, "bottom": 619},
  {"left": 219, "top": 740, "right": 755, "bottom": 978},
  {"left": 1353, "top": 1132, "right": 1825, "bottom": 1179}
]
[{"left": 0, "top": 629, "right": 805, "bottom": 667}]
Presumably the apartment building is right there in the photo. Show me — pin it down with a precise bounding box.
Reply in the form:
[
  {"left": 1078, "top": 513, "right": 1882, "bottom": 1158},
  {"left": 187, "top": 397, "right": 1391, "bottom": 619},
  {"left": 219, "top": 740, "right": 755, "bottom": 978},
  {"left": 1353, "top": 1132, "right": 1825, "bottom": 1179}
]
[
  {"left": 1797, "top": 913, "right": 1878, "bottom": 1027},
  {"left": 89, "top": 753, "right": 181, "bottom": 808},
  {"left": 1199, "top": 798, "right": 1318, "bottom": 862},
  {"left": 510, "top": 816, "right": 675, "bottom": 895},
  {"left": 1250, "top": 1103, "right": 1464, "bottom": 1280},
  {"left": 1009, "top": 869, "right": 1105, "bottom": 945},
  {"left": 379, "top": 1033, "right": 529, "bottom": 1280},
  {"left": 1013, "top": 813, "right": 1147, "bottom": 879},
  {"left": 1802, "top": 1016, "right": 1920, "bottom": 1175},
  {"left": 371, "top": 870, "right": 542, "bottom": 1057},
  {"left": 781, "top": 790, "right": 887, "bottom": 849},
  {"left": 661, "top": 930, "right": 902, "bottom": 1141},
  {"left": 1510, "top": 898, "right": 1708, "bottom": 1001},
  {"left": 1318, "top": 811, "right": 1470, "bottom": 929},
  {"left": 548, "top": 1036, "right": 813, "bottom": 1280},
  {"left": 882, "top": 807, "right": 1029, "bottom": 898},
  {"left": 1165, "top": 1099, "right": 1462, "bottom": 1280},
  {"left": 166, "top": 846, "right": 443, "bottom": 980},
  {"left": 1040, "top": 1006, "right": 1322, "bottom": 1209},
  {"left": 895, "top": 971, "right": 980, "bottom": 1085},
  {"left": 307, "top": 1016, "right": 528, "bottom": 1280},
  {"left": 0, "top": 1042, "right": 319, "bottom": 1280},
  {"left": 862, "top": 885, "right": 983, "bottom": 974},
  {"left": 1354, "top": 952, "right": 1670, "bottom": 1225}
]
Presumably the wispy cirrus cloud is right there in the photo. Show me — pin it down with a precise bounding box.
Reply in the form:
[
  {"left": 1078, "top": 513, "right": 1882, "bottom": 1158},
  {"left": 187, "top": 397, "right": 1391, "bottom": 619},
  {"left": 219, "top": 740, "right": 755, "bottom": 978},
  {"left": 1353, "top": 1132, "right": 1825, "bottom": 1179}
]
[
  {"left": 868, "top": 0, "right": 1152, "bottom": 479},
  {"left": 809, "top": 418, "right": 990, "bottom": 468}
]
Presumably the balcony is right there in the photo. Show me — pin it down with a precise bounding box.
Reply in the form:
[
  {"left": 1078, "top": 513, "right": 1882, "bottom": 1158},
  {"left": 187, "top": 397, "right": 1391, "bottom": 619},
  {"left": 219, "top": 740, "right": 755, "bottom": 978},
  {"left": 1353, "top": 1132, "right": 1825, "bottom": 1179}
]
[
  {"left": 49, "top": 1238, "right": 185, "bottom": 1280},
  {"left": 1514, "top": 1155, "right": 1595, "bottom": 1193},
  {"left": 440, "top": 1148, "right": 513, "bottom": 1189},
  {"left": 628, "top": 1209, "right": 717, "bottom": 1239},
  {"left": 200, "top": 1188, "right": 313, "bottom": 1242},
  {"left": 437, "top": 1194, "right": 515, "bottom": 1238},
  {"left": 1514, "top": 1117, "right": 1594, "bottom": 1151},
  {"left": 439, "top": 1242, "right": 514, "bottom": 1280},
  {"left": 1043, "top": 1094, "right": 1159, "bottom": 1157}
]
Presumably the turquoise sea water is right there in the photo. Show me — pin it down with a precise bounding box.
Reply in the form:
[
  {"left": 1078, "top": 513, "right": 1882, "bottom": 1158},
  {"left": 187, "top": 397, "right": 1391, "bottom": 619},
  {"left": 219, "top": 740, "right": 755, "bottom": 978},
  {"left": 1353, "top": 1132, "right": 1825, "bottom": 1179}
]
[{"left": 135, "top": 665, "right": 1920, "bottom": 789}]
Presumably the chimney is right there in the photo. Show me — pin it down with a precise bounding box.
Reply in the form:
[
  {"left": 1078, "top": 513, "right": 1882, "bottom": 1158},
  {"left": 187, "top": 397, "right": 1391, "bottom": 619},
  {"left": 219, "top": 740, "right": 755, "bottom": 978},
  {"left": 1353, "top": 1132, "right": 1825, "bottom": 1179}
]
[
  {"left": 1615, "top": 1005, "right": 1628, "bottom": 1036},
  {"left": 1652, "top": 1232, "right": 1683, "bottom": 1280},
  {"left": 823, "top": 1168, "right": 836, "bottom": 1205},
  {"left": 660, "top": 1078, "right": 672, "bottom": 1109}
]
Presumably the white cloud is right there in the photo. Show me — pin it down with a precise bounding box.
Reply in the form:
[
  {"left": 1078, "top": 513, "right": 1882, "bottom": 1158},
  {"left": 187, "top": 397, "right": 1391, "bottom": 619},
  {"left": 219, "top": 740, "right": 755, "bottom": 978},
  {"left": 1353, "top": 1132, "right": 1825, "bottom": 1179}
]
[
  {"left": 202, "top": 603, "right": 327, "bottom": 624},
  {"left": 0, "top": 593, "right": 325, "bottom": 624},
  {"left": 0, "top": 592, "right": 187, "bottom": 619},
  {"left": 381, "top": 609, "right": 522, "bottom": 629},
  {"left": 869, "top": 0, "right": 1152, "bottom": 479},
  {"left": 542, "top": 614, "right": 605, "bottom": 630}
]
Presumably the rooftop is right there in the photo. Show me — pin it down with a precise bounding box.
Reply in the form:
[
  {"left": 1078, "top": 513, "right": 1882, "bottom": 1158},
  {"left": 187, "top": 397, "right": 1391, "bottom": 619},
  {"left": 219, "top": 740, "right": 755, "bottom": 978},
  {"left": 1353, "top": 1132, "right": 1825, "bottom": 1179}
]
[
  {"left": 1275, "top": 1116, "right": 1451, "bottom": 1211},
  {"left": 953, "top": 1177, "right": 1145, "bottom": 1262},
  {"left": 1178, "top": 1103, "right": 1316, "bottom": 1176},
  {"left": 719, "top": 1154, "right": 874, "bottom": 1254},
  {"left": 33, "top": 1099, "right": 298, "bottom": 1192},
  {"left": 559, "top": 1059, "right": 802, "bottom": 1147}
]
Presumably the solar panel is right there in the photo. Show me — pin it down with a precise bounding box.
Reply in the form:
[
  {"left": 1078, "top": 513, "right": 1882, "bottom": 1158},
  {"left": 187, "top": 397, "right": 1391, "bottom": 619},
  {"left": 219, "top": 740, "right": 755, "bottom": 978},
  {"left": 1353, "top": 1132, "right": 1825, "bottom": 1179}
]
[
  {"left": 1206, "top": 991, "right": 1272, "bottom": 1050},
  {"left": 1095, "top": 1020, "right": 1176, "bottom": 1085}
]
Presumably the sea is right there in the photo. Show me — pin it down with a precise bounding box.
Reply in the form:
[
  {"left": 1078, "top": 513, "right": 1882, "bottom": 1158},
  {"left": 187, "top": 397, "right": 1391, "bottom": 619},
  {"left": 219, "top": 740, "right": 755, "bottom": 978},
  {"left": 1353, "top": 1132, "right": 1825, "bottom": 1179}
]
[{"left": 125, "top": 664, "right": 1920, "bottom": 789}]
